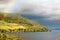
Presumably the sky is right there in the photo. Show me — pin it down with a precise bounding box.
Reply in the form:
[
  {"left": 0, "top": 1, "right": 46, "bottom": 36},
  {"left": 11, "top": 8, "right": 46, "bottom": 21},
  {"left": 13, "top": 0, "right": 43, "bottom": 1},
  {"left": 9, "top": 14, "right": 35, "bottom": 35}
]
[{"left": 0, "top": 0, "right": 60, "bottom": 30}]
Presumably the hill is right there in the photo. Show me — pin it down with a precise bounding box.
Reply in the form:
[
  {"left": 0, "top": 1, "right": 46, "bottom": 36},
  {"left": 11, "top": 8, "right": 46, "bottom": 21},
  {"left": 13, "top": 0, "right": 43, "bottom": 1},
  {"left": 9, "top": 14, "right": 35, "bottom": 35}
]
[{"left": 0, "top": 13, "right": 51, "bottom": 32}]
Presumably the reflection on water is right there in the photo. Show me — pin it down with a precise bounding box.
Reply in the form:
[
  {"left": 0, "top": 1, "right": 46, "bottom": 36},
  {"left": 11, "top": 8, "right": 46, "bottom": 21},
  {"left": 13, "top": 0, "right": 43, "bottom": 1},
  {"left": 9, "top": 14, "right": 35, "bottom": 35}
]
[{"left": 6, "top": 30, "right": 60, "bottom": 40}]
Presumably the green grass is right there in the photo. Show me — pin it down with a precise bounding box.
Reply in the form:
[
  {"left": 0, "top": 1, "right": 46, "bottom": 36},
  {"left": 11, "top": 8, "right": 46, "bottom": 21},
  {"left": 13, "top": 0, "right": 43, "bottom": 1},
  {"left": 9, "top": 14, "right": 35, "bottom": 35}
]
[
  {"left": 0, "top": 13, "right": 51, "bottom": 32},
  {"left": 0, "top": 33, "right": 22, "bottom": 40}
]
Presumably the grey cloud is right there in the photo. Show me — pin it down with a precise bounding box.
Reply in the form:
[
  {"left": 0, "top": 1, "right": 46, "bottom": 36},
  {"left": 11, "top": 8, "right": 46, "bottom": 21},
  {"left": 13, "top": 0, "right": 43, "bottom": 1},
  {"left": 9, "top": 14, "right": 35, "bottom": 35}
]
[
  {"left": 0, "top": 0, "right": 60, "bottom": 20},
  {"left": 0, "top": 0, "right": 10, "bottom": 4}
]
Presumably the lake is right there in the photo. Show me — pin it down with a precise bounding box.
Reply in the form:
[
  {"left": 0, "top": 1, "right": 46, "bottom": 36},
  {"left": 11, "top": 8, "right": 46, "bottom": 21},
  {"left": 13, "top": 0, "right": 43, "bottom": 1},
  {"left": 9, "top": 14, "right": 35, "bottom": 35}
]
[{"left": 7, "top": 30, "right": 60, "bottom": 40}]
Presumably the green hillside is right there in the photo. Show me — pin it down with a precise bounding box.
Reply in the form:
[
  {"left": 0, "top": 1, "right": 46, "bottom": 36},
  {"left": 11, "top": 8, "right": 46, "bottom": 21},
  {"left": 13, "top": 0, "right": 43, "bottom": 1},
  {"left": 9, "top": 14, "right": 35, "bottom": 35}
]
[{"left": 0, "top": 13, "right": 51, "bottom": 32}]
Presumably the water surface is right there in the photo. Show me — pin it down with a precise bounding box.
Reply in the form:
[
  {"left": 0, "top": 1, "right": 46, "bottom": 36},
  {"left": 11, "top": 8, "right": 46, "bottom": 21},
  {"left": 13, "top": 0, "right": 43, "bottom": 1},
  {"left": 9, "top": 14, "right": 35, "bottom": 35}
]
[{"left": 8, "top": 31, "right": 60, "bottom": 40}]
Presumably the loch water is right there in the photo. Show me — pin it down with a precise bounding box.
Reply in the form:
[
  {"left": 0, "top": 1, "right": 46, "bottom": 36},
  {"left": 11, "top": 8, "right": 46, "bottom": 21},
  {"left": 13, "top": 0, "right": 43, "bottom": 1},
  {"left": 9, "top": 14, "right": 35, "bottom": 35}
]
[{"left": 6, "top": 30, "right": 60, "bottom": 40}]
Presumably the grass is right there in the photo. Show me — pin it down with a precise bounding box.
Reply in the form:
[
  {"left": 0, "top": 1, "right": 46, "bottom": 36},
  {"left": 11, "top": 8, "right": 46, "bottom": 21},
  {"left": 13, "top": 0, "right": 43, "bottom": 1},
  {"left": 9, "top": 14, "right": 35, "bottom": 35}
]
[
  {"left": 0, "top": 33, "right": 22, "bottom": 40},
  {"left": 0, "top": 13, "right": 51, "bottom": 32},
  {"left": 57, "top": 38, "right": 60, "bottom": 40}
]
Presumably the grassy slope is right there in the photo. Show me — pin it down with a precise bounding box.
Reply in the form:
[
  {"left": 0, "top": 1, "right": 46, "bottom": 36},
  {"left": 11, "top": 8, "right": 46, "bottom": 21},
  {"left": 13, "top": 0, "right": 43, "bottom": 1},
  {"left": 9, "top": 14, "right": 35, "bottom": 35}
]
[
  {"left": 0, "top": 13, "right": 51, "bottom": 32},
  {"left": 0, "top": 33, "right": 22, "bottom": 40}
]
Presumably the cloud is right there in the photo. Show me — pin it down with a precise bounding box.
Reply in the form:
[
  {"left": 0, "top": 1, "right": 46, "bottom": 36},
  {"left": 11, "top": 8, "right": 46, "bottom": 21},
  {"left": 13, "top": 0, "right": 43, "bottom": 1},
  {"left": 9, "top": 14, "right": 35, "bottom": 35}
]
[
  {"left": 0, "top": 0, "right": 60, "bottom": 20},
  {"left": 0, "top": 0, "right": 10, "bottom": 4}
]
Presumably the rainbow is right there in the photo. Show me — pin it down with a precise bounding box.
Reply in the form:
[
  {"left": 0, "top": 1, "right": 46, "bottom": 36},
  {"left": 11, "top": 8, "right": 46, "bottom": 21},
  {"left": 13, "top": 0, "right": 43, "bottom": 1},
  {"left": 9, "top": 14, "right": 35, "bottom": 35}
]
[{"left": 0, "top": 0, "right": 16, "bottom": 13}]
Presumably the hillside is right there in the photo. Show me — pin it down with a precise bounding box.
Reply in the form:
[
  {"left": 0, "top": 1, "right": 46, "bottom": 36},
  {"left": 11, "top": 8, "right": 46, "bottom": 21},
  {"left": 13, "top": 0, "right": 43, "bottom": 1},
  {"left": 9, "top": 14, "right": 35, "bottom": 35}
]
[
  {"left": 0, "top": 33, "right": 22, "bottom": 40},
  {"left": 0, "top": 13, "right": 51, "bottom": 32}
]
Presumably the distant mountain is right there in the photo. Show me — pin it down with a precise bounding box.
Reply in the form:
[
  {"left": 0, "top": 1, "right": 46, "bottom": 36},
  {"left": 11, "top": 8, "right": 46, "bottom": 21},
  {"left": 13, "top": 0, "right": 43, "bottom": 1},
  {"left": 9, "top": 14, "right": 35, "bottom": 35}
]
[{"left": 0, "top": 13, "right": 51, "bottom": 32}]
